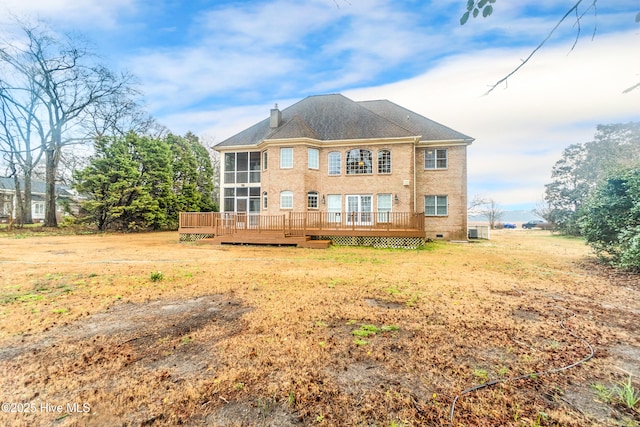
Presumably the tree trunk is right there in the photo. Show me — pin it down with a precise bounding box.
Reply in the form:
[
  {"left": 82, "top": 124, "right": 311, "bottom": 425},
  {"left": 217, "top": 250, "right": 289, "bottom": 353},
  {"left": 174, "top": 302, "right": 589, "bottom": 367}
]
[
  {"left": 12, "top": 174, "right": 24, "bottom": 227},
  {"left": 22, "top": 170, "right": 34, "bottom": 224},
  {"left": 44, "top": 147, "right": 59, "bottom": 227}
]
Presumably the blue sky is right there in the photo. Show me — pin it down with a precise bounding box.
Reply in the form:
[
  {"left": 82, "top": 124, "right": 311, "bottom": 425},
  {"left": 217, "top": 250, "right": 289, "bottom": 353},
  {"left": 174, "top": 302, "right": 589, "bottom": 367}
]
[{"left": 1, "top": 0, "right": 639, "bottom": 210}]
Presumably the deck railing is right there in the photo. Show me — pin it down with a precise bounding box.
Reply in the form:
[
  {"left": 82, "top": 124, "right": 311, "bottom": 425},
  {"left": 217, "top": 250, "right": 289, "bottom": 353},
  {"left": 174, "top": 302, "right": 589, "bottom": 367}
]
[
  {"left": 179, "top": 211, "right": 424, "bottom": 236},
  {"left": 179, "top": 212, "right": 216, "bottom": 228},
  {"left": 289, "top": 211, "right": 424, "bottom": 232}
]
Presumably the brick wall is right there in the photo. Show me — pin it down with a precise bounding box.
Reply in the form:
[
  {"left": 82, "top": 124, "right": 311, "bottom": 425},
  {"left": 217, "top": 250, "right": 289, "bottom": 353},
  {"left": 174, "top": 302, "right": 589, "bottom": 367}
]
[{"left": 257, "top": 141, "right": 468, "bottom": 240}]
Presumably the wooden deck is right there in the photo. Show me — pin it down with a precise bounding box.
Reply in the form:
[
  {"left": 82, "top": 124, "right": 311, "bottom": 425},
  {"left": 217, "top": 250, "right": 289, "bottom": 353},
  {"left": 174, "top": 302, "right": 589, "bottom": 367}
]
[{"left": 179, "top": 212, "right": 425, "bottom": 247}]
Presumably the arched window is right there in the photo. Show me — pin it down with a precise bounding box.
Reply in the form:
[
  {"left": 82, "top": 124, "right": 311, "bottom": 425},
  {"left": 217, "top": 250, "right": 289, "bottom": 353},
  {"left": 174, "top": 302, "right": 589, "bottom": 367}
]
[
  {"left": 328, "top": 152, "right": 341, "bottom": 175},
  {"left": 378, "top": 150, "right": 391, "bottom": 174},
  {"left": 346, "top": 149, "right": 372, "bottom": 175},
  {"left": 307, "top": 191, "right": 319, "bottom": 209},
  {"left": 262, "top": 191, "right": 268, "bottom": 209}
]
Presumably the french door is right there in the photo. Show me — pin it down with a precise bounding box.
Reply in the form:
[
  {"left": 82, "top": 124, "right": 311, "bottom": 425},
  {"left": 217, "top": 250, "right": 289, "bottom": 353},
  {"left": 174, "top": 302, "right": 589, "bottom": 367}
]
[{"left": 346, "top": 195, "right": 372, "bottom": 225}]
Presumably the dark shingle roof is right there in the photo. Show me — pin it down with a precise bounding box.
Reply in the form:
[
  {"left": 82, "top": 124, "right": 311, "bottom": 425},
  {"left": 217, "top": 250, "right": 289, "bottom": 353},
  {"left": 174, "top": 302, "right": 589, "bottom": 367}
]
[
  {"left": 0, "top": 177, "right": 74, "bottom": 197},
  {"left": 358, "top": 99, "right": 473, "bottom": 142},
  {"left": 216, "top": 94, "right": 473, "bottom": 148}
]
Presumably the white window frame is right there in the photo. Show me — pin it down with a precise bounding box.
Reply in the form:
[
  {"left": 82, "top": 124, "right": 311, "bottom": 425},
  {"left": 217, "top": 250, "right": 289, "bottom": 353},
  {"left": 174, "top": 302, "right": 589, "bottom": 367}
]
[
  {"left": 280, "top": 147, "right": 293, "bottom": 169},
  {"left": 308, "top": 148, "right": 319, "bottom": 170},
  {"left": 34, "top": 202, "right": 45, "bottom": 215},
  {"left": 327, "top": 194, "right": 342, "bottom": 223},
  {"left": 280, "top": 191, "right": 293, "bottom": 209},
  {"left": 328, "top": 152, "right": 341, "bottom": 175},
  {"left": 377, "top": 194, "right": 392, "bottom": 223},
  {"left": 307, "top": 191, "right": 319, "bottom": 209},
  {"left": 425, "top": 148, "right": 448, "bottom": 170},
  {"left": 425, "top": 195, "right": 448, "bottom": 216},
  {"left": 346, "top": 149, "right": 373, "bottom": 175},
  {"left": 346, "top": 194, "right": 372, "bottom": 225},
  {"left": 377, "top": 150, "right": 391, "bottom": 174}
]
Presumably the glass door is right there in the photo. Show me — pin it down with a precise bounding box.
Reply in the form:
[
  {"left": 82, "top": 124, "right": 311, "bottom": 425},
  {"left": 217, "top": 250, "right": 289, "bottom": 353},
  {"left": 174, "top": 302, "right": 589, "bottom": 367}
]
[
  {"left": 327, "top": 195, "right": 342, "bottom": 224},
  {"left": 346, "top": 195, "right": 372, "bottom": 225}
]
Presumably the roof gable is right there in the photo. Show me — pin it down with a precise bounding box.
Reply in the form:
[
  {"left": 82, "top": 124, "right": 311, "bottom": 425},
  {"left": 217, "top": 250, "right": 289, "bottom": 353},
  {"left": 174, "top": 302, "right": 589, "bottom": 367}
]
[{"left": 267, "top": 114, "right": 319, "bottom": 140}]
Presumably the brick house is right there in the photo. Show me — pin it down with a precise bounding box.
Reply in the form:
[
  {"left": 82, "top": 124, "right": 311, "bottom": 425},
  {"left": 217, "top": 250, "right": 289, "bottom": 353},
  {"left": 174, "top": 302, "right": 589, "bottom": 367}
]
[{"left": 180, "top": 94, "right": 474, "bottom": 246}]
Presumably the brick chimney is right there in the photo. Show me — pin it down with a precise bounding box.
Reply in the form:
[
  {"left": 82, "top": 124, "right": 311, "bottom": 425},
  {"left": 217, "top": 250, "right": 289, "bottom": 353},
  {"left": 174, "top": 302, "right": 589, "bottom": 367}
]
[{"left": 270, "top": 103, "right": 281, "bottom": 128}]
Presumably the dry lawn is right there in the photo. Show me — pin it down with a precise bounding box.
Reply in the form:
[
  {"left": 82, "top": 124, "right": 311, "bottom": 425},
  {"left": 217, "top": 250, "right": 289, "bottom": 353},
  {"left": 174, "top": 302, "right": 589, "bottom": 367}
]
[{"left": 0, "top": 229, "right": 638, "bottom": 426}]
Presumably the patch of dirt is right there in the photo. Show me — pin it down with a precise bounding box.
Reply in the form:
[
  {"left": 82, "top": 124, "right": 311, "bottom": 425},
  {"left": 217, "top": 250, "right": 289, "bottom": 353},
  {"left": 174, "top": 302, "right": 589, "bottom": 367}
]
[
  {"left": 610, "top": 344, "right": 640, "bottom": 378},
  {"left": 363, "top": 298, "right": 405, "bottom": 309},
  {"left": 0, "top": 294, "right": 251, "bottom": 426},
  {"left": 0, "top": 296, "right": 249, "bottom": 364},
  {"left": 204, "top": 400, "right": 301, "bottom": 426},
  {"left": 512, "top": 308, "right": 542, "bottom": 322}
]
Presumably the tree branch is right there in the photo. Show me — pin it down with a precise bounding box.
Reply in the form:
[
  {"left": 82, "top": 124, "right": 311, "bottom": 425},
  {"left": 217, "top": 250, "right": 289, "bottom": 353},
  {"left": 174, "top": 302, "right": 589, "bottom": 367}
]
[{"left": 485, "top": 0, "right": 597, "bottom": 95}]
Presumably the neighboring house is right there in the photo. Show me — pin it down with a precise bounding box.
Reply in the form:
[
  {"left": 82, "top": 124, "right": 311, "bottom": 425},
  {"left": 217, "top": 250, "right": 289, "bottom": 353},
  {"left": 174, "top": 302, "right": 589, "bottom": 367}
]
[
  {"left": 179, "top": 94, "right": 474, "bottom": 246},
  {"left": 0, "top": 177, "right": 78, "bottom": 223}
]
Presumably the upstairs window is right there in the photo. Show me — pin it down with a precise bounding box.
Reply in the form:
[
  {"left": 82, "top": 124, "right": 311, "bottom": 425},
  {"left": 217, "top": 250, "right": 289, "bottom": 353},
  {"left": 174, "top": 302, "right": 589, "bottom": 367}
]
[
  {"left": 346, "top": 149, "right": 372, "bottom": 175},
  {"left": 249, "top": 152, "right": 261, "bottom": 182},
  {"left": 224, "top": 152, "right": 260, "bottom": 183},
  {"left": 308, "top": 148, "right": 319, "bottom": 169},
  {"left": 425, "top": 148, "right": 448, "bottom": 169},
  {"left": 280, "top": 148, "right": 293, "bottom": 169},
  {"left": 378, "top": 150, "right": 391, "bottom": 174},
  {"left": 328, "top": 152, "right": 341, "bottom": 175}
]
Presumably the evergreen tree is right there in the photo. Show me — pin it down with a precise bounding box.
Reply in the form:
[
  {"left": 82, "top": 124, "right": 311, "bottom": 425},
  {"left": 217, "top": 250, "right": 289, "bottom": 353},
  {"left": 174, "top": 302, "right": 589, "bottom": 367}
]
[
  {"left": 73, "top": 136, "right": 142, "bottom": 231},
  {"left": 74, "top": 133, "right": 173, "bottom": 231},
  {"left": 545, "top": 122, "right": 640, "bottom": 235},
  {"left": 74, "top": 131, "right": 215, "bottom": 231},
  {"left": 580, "top": 167, "right": 640, "bottom": 271}
]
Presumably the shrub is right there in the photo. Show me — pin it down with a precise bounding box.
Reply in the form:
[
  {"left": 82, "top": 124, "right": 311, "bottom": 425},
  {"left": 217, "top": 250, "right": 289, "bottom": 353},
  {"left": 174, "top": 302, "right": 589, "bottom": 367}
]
[{"left": 580, "top": 167, "right": 640, "bottom": 271}]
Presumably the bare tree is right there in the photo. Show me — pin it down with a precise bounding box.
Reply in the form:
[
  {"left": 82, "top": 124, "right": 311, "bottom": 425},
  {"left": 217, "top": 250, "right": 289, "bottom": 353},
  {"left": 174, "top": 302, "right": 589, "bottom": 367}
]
[
  {"left": 0, "top": 20, "right": 136, "bottom": 227},
  {"left": 533, "top": 198, "right": 554, "bottom": 224},
  {"left": 467, "top": 194, "right": 488, "bottom": 215},
  {"left": 480, "top": 198, "right": 503, "bottom": 229},
  {"left": 201, "top": 134, "right": 220, "bottom": 209},
  {"left": 84, "top": 91, "right": 157, "bottom": 138},
  {"left": 0, "top": 75, "right": 47, "bottom": 224}
]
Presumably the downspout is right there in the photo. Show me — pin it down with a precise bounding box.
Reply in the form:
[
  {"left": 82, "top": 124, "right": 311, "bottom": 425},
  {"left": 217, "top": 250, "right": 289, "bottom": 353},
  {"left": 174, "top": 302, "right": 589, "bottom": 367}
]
[{"left": 413, "top": 137, "right": 419, "bottom": 213}]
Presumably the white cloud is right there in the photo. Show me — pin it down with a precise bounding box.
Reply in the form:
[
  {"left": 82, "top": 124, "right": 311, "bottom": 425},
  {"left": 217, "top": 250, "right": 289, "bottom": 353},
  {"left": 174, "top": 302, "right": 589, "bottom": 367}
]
[
  {"left": 0, "top": 0, "right": 135, "bottom": 28},
  {"left": 196, "top": 0, "right": 336, "bottom": 48},
  {"left": 346, "top": 30, "right": 640, "bottom": 208}
]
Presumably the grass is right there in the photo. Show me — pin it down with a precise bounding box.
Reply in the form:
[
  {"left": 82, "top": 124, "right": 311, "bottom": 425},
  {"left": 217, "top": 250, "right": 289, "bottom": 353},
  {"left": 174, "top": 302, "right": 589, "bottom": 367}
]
[
  {"left": 613, "top": 377, "right": 640, "bottom": 410},
  {"left": 351, "top": 324, "right": 399, "bottom": 338},
  {"left": 0, "top": 230, "right": 636, "bottom": 426},
  {"left": 593, "top": 377, "right": 640, "bottom": 414},
  {"left": 150, "top": 271, "right": 164, "bottom": 282}
]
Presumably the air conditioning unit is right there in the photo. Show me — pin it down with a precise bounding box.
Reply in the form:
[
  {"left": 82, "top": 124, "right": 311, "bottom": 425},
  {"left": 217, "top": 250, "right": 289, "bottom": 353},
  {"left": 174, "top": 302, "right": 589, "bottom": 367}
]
[{"left": 403, "top": 180, "right": 410, "bottom": 186}]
